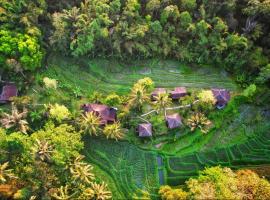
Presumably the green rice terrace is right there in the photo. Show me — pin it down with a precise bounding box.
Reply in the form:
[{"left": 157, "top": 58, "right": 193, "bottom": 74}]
[
  {"left": 1, "top": 0, "right": 270, "bottom": 199},
  {"left": 28, "top": 55, "right": 270, "bottom": 199}
]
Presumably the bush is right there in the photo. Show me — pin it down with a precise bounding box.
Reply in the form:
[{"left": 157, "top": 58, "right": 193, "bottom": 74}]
[
  {"left": 104, "top": 93, "right": 121, "bottom": 107},
  {"left": 47, "top": 104, "right": 71, "bottom": 123}
]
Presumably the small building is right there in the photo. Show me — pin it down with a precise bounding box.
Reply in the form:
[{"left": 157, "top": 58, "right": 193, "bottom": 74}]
[
  {"left": 0, "top": 84, "right": 18, "bottom": 103},
  {"left": 170, "top": 87, "right": 187, "bottom": 100},
  {"left": 166, "top": 113, "right": 182, "bottom": 129},
  {"left": 151, "top": 88, "right": 166, "bottom": 100},
  {"left": 211, "top": 89, "right": 230, "bottom": 109},
  {"left": 81, "top": 103, "right": 117, "bottom": 125},
  {"left": 138, "top": 123, "right": 152, "bottom": 137}
]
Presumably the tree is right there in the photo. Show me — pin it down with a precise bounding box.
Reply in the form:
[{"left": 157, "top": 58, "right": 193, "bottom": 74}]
[
  {"left": 103, "top": 122, "right": 123, "bottom": 140},
  {"left": 104, "top": 93, "right": 121, "bottom": 107},
  {"left": 83, "top": 182, "right": 112, "bottom": 200},
  {"left": 0, "top": 29, "right": 43, "bottom": 73},
  {"left": 159, "top": 185, "right": 188, "bottom": 200},
  {"left": 31, "top": 123, "right": 83, "bottom": 166},
  {"left": 50, "top": 185, "right": 77, "bottom": 200},
  {"left": 47, "top": 104, "right": 71, "bottom": 123},
  {"left": 32, "top": 139, "right": 54, "bottom": 162},
  {"left": 153, "top": 93, "right": 172, "bottom": 114},
  {"left": 187, "top": 113, "right": 212, "bottom": 134},
  {"left": 0, "top": 162, "right": 16, "bottom": 183},
  {"left": 128, "top": 84, "right": 149, "bottom": 111},
  {"left": 77, "top": 112, "right": 101, "bottom": 136},
  {"left": 70, "top": 155, "right": 95, "bottom": 185},
  {"left": 0, "top": 103, "right": 29, "bottom": 134}
]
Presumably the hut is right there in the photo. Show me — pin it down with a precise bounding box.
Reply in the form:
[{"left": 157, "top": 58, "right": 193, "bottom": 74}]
[
  {"left": 166, "top": 113, "right": 182, "bottom": 129},
  {"left": 81, "top": 103, "right": 117, "bottom": 125},
  {"left": 138, "top": 123, "right": 152, "bottom": 137},
  {"left": 151, "top": 88, "right": 166, "bottom": 100},
  {"left": 211, "top": 89, "right": 230, "bottom": 109},
  {"left": 170, "top": 87, "right": 187, "bottom": 100},
  {"left": 0, "top": 84, "right": 18, "bottom": 103}
]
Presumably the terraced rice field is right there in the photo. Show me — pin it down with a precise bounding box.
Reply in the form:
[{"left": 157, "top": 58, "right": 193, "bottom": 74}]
[
  {"left": 43, "top": 55, "right": 269, "bottom": 198},
  {"left": 43, "top": 55, "right": 238, "bottom": 96}
]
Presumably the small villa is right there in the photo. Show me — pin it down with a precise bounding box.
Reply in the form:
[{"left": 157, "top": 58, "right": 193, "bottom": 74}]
[
  {"left": 138, "top": 123, "right": 152, "bottom": 137},
  {"left": 169, "top": 87, "right": 187, "bottom": 100},
  {"left": 0, "top": 84, "right": 18, "bottom": 103},
  {"left": 151, "top": 88, "right": 166, "bottom": 100},
  {"left": 211, "top": 89, "right": 231, "bottom": 109},
  {"left": 82, "top": 103, "right": 117, "bottom": 125},
  {"left": 166, "top": 113, "right": 182, "bottom": 129}
]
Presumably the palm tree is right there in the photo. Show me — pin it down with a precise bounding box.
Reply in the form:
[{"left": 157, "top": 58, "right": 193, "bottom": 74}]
[
  {"left": 0, "top": 162, "right": 16, "bottom": 183},
  {"left": 128, "top": 85, "right": 149, "bottom": 111},
  {"left": 77, "top": 112, "right": 101, "bottom": 136},
  {"left": 50, "top": 185, "right": 77, "bottom": 200},
  {"left": 187, "top": 113, "right": 212, "bottom": 134},
  {"left": 32, "top": 139, "right": 54, "bottom": 162},
  {"left": 103, "top": 122, "right": 123, "bottom": 141},
  {"left": 0, "top": 103, "right": 29, "bottom": 134},
  {"left": 70, "top": 155, "right": 95, "bottom": 184},
  {"left": 153, "top": 93, "right": 172, "bottom": 114},
  {"left": 82, "top": 182, "right": 112, "bottom": 200}
]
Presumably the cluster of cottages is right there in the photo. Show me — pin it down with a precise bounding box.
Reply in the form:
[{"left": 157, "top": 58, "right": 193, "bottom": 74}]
[
  {"left": 0, "top": 83, "right": 230, "bottom": 138},
  {"left": 82, "top": 87, "right": 230, "bottom": 138}
]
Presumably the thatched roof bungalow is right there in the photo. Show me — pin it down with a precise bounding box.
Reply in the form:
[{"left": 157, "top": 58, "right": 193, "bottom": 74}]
[
  {"left": 138, "top": 123, "right": 152, "bottom": 137},
  {"left": 0, "top": 84, "right": 18, "bottom": 103},
  {"left": 166, "top": 113, "right": 182, "bottom": 129},
  {"left": 170, "top": 87, "right": 187, "bottom": 100},
  {"left": 81, "top": 103, "right": 117, "bottom": 125},
  {"left": 211, "top": 89, "right": 230, "bottom": 109}
]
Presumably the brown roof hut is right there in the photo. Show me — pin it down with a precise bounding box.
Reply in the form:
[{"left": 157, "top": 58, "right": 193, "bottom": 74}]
[
  {"left": 170, "top": 87, "right": 187, "bottom": 100},
  {"left": 166, "top": 113, "right": 182, "bottom": 129},
  {"left": 211, "top": 89, "right": 230, "bottom": 109},
  {"left": 138, "top": 123, "right": 152, "bottom": 137},
  {"left": 0, "top": 84, "right": 18, "bottom": 103},
  {"left": 81, "top": 103, "right": 117, "bottom": 125},
  {"left": 151, "top": 88, "right": 166, "bottom": 100}
]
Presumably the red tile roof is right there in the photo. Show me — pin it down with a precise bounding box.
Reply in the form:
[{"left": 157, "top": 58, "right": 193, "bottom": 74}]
[
  {"left": 82, "top": 104, "right": 117, "bottom": 125},
  {"left": 0, "top": 85, "right": 18, "bottom": 103},
  {"left": 138, "top": 123, "right": 152, "bottom": 137},
  {"left": 170, "top": 87, "right": 187, "bottom": 100},
  {"left": 166, "top": 113, "right": 182, "bottom": 129}
]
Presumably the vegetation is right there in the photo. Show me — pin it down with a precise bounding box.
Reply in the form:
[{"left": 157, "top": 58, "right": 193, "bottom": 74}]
[
  {"left": 159, "top": 166, "right": 270, "bottom": 200},
  {"left": 0, "top": 0, "right": 270, "bottom": 198}
]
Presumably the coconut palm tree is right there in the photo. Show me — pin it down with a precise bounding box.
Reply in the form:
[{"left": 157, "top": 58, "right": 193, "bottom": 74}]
[
  {"left": 0, "top": 103, "right": 29, "bottom": 134},
  {"left": 70, "top": 155, "right": 95, "bottom": 184},
  {"left": 82, "top": 182, "right": 112, "bottom": 200},
  {"left": 78, "top": 112, "right": 101, "bottom": 136},
  {"left": 0, "top": 162, "right": 16, "bottom": 183},
  {"left": 32, "top": 139, "right": 54, "bottom": 162},
  {"left": 187, "top": 113, "right": 212, "bottom": 134},
  {"left": 153, "top": 93, "right": 172, "bottom": 114},
  {"left": 128, "top": 85, "right": 149, "bottom": 111},
  {"left": 50, "top": 185, "right": 77, "bottom": 200},
  {"left": 103, "top": 122, "right": 123, "bottom": 141}
]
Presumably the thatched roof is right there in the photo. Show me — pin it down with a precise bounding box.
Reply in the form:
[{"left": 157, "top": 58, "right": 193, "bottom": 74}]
[
  {"left": 0, "top": 84, "right": 17, "bottom": 103},
  {"left": 151, "top": 88, "right": 166, "bottom": 100},
  {"left": 81, "top": 104, "right": 117, "bottom": 125},
  {"left": 138, "top": 123, "right": 152, "bottom": 137},
  {"left": 170, "top": 87, "right": 187, "bottom": 100},
  {"left": 211, "top": 89, "right": 230, "bottom": 109},
  {"left": 166, "top": 113, "right": 182, "bottom": 129}
]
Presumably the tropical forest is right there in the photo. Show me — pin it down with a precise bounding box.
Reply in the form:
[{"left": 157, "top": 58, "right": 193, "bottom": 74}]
[{"left": 0, "top": 0, "right": 270, "bottom": 199}]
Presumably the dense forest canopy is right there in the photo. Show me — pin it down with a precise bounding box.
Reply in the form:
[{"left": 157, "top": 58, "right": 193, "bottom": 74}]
[{"left": 0, "top": 0, "right": 269, "bottom": 86}]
